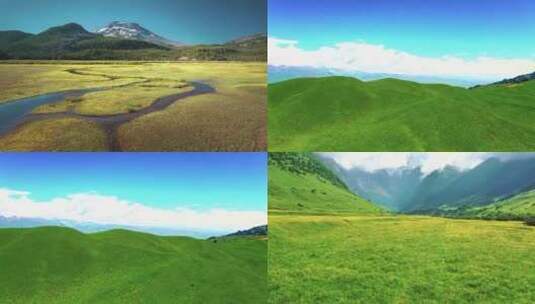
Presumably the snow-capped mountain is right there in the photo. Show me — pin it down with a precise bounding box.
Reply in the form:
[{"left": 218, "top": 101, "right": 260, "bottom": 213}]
[{"left": 96, "top": 21, "right": 182, "bottom": 47}]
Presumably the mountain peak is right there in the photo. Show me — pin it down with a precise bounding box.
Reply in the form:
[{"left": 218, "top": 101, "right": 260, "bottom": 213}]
[
  {"left": 96, "top": 21, "right": 182, "bottom": 46},
  {"left": 41, "top": 23, "right": 90, "bottom": 36}
]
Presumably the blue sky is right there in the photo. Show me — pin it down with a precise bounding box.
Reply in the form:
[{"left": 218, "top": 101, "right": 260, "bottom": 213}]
[
  {"left": 269, "top": 0, "right": 535, "bottom": 59},
  {"left": 0, "top": 153, "right": 267, "bottom": 212},
  {"left": 0, "top": 0, "right": 266, "bottom": 44}
]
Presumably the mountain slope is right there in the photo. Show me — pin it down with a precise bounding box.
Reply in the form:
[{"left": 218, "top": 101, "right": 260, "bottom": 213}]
[
  {"left": 219, "top": 225, "right": 268, "bottom": 238},
  {"left": 0, "top": 30, "right": 34, "bottom": 49},
  {"left": 269, "top": 76, "right": 535, "bottom": 151},
  {"left": 438, "top": 189, "right": 535, "bottom": 220},
  {"left": 269, "top": 153, "right": 383, "bottom": 214},
  {"left": 97, "top": 21, "right": 182, "bottom": 47},
  {"left": 319, "top": 155, "right": 535, "bottom": 214},
  {"left": 0, "top": 226, "right": 266, "bottom": 303},
  {"left": 477, "top": 71, "right": 535, "bottom": 87},
  {"left": 409, "top": 157, "right": 535, "bottom": 212}
]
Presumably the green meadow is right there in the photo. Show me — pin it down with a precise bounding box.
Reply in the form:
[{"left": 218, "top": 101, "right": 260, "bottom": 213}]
[
  {"left": 268, "top": 76, "right": 535, "bottom": 151},
  {"left": 268, "top": 153, "right": 535, "bottom": 303},
  {"left": 269, "top": 214, "right": 535, "bottom": 304},
  {"left": 0, "top": 227, "right": 267, "bottom": 304}
]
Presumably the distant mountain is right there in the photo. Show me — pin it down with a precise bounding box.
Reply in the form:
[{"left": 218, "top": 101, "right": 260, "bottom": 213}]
[
  {"left": 336, "top": 166, "right": 425, "bottom": 211},
  {"left": 268, "top": 65, "right": 490, "bottom": 87},
  {"left": 0, "top": 215, "right": 220, "bottom": 238},
  {"left": 0, "top": 30, "right": 34, "bottom": 49},
  {"left": 411, "top": 157, "right": 535, "bottom": 212},
  {"left": 0, "top": 23, "right": 266, "bottom": 61},
  {"left": 226, "top": 33, "right": 266, "bottom": 46},
  {"left": 319, "top": 155, "right": 535, "bottom": 213},
  {"left": 214, "top": 225, "right": 267, "bottom": 239},
  {"left": 97, "top": 21, "right": 183, "bottom": 47},
  {"left": 0, "top": 23, "right": 167, "bottom": 60},
  {"left": 477, "top": 71, "right": 535, "bottom": 87}
]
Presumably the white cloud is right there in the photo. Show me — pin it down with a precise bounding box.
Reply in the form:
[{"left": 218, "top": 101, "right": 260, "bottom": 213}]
[
  {"left": 320, "top": 152, "right": 516, "bottom": 175},
  {"left": 0, "top": 190, "right": 266, "bottom": 233},
  {"left": 269, "top": 37, "right": 535, "bottom": 79}
]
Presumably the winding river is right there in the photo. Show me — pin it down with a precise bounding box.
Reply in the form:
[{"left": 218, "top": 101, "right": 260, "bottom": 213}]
[{"left": 0, "top": 81, "right": 215, "bottom": 151}]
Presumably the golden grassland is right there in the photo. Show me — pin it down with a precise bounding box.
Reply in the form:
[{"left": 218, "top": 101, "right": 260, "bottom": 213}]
[
  {"left": 0, "top": 61, "right": 266, "bottom": 151},
  {"left": 0, "top": 117, "right": 107, "bottom": 151},
  {"left": 0, "top": 63, "right": 138, "bottom": 103},
  {"left": 34, "top": 80, "right": 192, "bottom": 116}
]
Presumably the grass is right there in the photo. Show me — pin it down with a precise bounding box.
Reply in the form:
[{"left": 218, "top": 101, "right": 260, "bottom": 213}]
[
  {"left": 35, "top": 80, "right": 192, "bottom": 116},
  {"left": 0, "top": 117, "right": 107, "bottom": 151},
  {"left": 269, "top": 166, "right": 382, "bottom": 214},
  {"left": 0, "top": 226, "right": 267, "bottom": 304},
  {"left": 268, "top": 76, "right": 535, "bottom": 151},
  {"left": 0, "top": 61, "right": 266, "bottom": 151},
  {"left": 0, "top": 63, "right": 138, "bottom": 103},
  {"left": 269, "top": 214, "right": 535, "bottom": 303},
  {"left": 448, "top": 189, "right": 535, "bottom": 220},
  {"left": 268, "top": 152, "right": 535, "bottom": 303}
]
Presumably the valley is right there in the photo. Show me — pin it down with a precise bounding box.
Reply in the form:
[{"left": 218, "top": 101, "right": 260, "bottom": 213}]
[{"left": 268, "top": 153, "right": 535, "bottom": 303}]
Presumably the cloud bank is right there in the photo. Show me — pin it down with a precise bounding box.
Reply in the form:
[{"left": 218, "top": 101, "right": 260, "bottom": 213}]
[
  {"left": 320, "top": 153, "right": 535, "bottom": 175},
  {"left": 269, "top": 37, "right": 535, "bottom": 80},
  {"left": 0, "top": 190, "right": 266, "bottom": 233}
]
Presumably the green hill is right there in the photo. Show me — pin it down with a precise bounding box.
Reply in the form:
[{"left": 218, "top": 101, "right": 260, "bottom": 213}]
[
  {"left": 269, "top": 152, "right": 383, "bottom": 214},
  {"left": 441, "top": 189, "right": 535, "bottom": 220},
  {"left": 0, "top": 226, "right": 266, "bottom": 303},
  {"left": 268, "top": 76, "right": 535, "bottom": 151}
]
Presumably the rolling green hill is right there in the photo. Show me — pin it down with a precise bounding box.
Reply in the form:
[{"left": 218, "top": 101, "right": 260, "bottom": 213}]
[
  {"left": 268, "top": 76, "right": 535, "bottom": 151},
  {"left": 269, "top": 152, "right": 383, "bottom": 214},
  {"left": 0, "top": 226, "right": 266, "bottom": 303}
]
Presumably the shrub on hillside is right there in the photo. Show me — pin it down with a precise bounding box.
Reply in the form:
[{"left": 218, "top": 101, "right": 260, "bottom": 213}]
[{"left": 525, "top": 218, "right": 535, "bottom": 226}]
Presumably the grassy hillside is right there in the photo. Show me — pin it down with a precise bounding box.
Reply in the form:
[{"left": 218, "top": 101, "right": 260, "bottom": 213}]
[
  {"left": 441, "top": 189, "right": 535, "bottom": 220},
  {"left": 268, "top": 153, "right": 535, "bottom": 303},
  {"left": 0, "top": 226, "right": 266, "bottom": 303},
  {"left": 269, "top": 153, "right": 383, "bottom": 214},
  {"left": 268, "top": 76, "right": 535, "bottom": 151},
  {"left": 269, "top": 214, "right": 535, "bottom": 303}
]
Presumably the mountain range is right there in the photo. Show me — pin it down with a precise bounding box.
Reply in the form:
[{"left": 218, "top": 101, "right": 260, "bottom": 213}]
[
  {"left": 0, "top": 215, "right": 246, "bottom": 238},
  {"left": 0, "top": 22, "right": 266, "bottom": 61},
  {"left": 319, "top": 155, "right": 535, "bottom": 216}
]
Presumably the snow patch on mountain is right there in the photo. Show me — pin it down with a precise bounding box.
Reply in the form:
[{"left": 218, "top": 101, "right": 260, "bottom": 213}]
[{"left": 96, "top": 21, "right": 183, "bottom": 47}]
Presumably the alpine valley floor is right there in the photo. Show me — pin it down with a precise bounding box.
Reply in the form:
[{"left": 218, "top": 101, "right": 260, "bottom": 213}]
[{"left": 268, "top": 153, "right": 535, "bottom": 303}]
